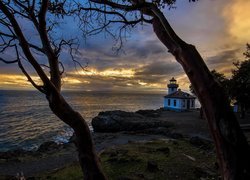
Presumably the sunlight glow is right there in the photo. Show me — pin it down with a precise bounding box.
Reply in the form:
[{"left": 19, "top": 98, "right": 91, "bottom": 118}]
[
  {"left": 63, "top": 77, "right": 89, "bottom": 84},
  {"left": 76, "top": 68, "right": 135, "bottom": 78},
  {"left": 0, "top": 74, "right": 41, "bottom": 88},
  {"left": 138, "top": 80, "right": 147, "bottom": 86},
  {"left": 223, "top": 0, "right": 250, "bottom": 42}
]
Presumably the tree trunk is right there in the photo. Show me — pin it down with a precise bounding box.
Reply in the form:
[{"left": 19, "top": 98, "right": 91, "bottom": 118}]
[
  {"left": 0, "top": 2, "right": 106, "bottom": 179},
  {"left": 199, "top": 107, "right": 203, "bottom": 119},
  {"left": 240, "top": 103, "right": 245, "bottom": 119},
  {"left": 152, "top": 16, "right": 250, "bottom": 179},
  {"left": 46, "top": 90, "right": 107, "bottom": 180}
]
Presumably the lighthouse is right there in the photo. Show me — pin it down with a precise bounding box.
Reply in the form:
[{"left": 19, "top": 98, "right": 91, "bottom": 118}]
[
  {"left": 167, "top": 77, "right": 179, "bottom": 94},
  {"left": 164, "top": 77, "right": 195, "bottom": 111}
]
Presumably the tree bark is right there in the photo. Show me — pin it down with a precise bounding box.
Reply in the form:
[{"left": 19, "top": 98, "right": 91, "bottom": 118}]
[
  {"left": 152, "top": 15, "right": 250, "bottom": 179},
  {"left": 46, "top": 89, "right": 107, "bottom": 180},
  {"left": 199, "top": 107, "right": 203, "bottom": 119},
  {"left": 240, "top": 103, "right": 245, "bottom": 119},
  {"left": 0, "top": 2, "right": 107, "bottom": 179}
]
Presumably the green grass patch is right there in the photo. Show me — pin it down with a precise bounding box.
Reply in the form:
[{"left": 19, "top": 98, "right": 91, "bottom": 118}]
[
  {"left": 35, "top": 164, "right": 83, "bottom": 180},
  {"left": 36, "top": 139, "right": 218, "bottom": 179}
]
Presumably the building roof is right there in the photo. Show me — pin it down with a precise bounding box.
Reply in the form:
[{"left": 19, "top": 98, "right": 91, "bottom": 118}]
[
  {"left": 164, "top": 89, "right": 195, "bottom": 99},
  {"left": 170, "top": 77, "right": 176, "bottom": 82},
  {"left": 168, "top": 83, "right": 179, "bottom": 88}
]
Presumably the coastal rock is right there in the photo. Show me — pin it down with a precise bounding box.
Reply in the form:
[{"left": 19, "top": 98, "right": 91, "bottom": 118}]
[
  {"left": 92, "top": 110, "right": 171, "bottom": 132},
  {"left": 0, "top": 149, "right": 28, "bottom": 159},
  {"left": 37, "top": 141, "right": 63, "bottom": 152},
  {"left": 69, "top": 133, "right": 77, "bottom": 144},
  {"left": 135, "top": 109, "right": 161, "bottom": 118}
]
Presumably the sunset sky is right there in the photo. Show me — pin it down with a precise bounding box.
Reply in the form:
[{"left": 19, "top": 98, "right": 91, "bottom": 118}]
[{"left": 0, "top": 0, "right": 250, "bottom": 93}]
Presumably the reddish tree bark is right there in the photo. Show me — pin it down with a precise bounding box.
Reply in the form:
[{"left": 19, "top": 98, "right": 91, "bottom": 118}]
[
  {"left": 0, "top": 1, "right": 107, "bottom": 179},
  {"left": 47, "top": 89, "right": 107, "bottom": 179},
  {"left": 152, "top": 12, "right": 250, "bottom": 179}
]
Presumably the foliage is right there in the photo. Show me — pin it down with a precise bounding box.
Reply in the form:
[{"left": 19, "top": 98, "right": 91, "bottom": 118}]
[
  {"left": 189, "top": 69, "right": 229, "bottom": 95},
  {"left": 190, "top": 44, "right": 250, "bottom": 112},
  {"left": 189, "top": 44, "right": 250, "bottom": 116},
  {"left": 230, "top": 44, "right": 250, "bottom": 113}
]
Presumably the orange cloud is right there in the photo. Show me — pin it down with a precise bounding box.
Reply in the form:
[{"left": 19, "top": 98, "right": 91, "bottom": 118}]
[
  {"left": 0, "top": 74, "right": 37, "bottom": 89},
  {"left": 223, "top": 0, "right": 250, "bottom": 43}
]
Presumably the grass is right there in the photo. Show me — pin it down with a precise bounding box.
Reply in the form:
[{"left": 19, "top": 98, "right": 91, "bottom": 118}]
[
  {"left": 36, "top": 139, "right": 218, "bottom": 180},
  {"left": 37, "top": 164, "right": 83, "bottom": 180}
]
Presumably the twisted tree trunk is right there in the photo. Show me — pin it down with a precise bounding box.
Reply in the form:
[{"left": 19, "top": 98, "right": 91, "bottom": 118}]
[
  {"left": 46, "top": 89, "right": 107, "bottom": 180},
  {"left": 152, "top": 12, "right": 250, "bottom": 180},
  {"left": 0, "top": 2, "right": 107, "bottom": 179}
]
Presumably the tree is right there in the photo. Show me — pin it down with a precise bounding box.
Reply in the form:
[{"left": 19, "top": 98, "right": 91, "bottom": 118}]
[
  {"left": 190, "top": 69, "right": 229, "bottom": 95},
  {"left": 0, "top": 1, "right": 106, "bottom": 179},
  {"left": 189, "top": 70, "right": 230, "bottom": 119},
  {"left": 79, "top": 0, "right": 250, "bottom": 179},
  {"left": 230, "top": 44, "right": 250, "bottom": 118}
]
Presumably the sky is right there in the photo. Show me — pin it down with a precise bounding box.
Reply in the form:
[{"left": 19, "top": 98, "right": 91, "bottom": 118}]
[{"left": 0, "top": 0, "right": 250, "bottom": 93}]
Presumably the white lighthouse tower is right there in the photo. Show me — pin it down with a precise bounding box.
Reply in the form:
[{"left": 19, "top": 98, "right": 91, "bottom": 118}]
[
  {"left": 164, "top": 77, "right": 196, "bottom": 111},
  {"left": 167, "top": 77, "right": 179, "bottom": 94}
]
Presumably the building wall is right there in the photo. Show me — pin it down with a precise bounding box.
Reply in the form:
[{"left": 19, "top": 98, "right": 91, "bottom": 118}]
[
  {"left": 168, "top": 87, "right": 177, "bottom": 94},
  {"left": 164, "top": 98, "right": 183, "bottom": 110},
  {"left": 164, "top": 98, "right": 195, "bottom": 111}
]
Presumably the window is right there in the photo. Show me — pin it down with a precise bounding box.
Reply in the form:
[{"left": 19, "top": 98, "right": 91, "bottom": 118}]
[
  {"left": 191, "top": 100, "right": 194, "bottom": 107},
  {"left": 182, "top": 100, "right": 185, "bottom": 107},
  {"left": 168, "top": 99, "right": 170, "bottom": 106},
  {"left": 174, "top": 100, "right": 176, "bottom": 107}
]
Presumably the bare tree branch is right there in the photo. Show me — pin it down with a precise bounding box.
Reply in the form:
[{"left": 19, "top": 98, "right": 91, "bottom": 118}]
[
  {"left": 40, "top": 63, "right": 50, "bottom": 69},
  {"left": 0, "top": 31, "right": 16, "bottom": 38},
  {"left": 37, "top": 0, "right": 62, "bottom": 90},
  {"left": 90, "top": 0, "right": 145, "bottom": 12},
  {"left": 15, "top": 46, "right": 46, "bottom": 94},
  {"left": 0, "top": 2, "right": 107, "bottom": 178},
  {"left": 28, "top": 43, "right": 45, "bottom": 53},
  {"left": 0, "top": 1, "right": 51, "bottom": 91},
  {"left": 59, "top": 61, "right": 65, "bottom": 75},
  {"left": 0, "top": 57, "right": 18, "bottom": 64}
]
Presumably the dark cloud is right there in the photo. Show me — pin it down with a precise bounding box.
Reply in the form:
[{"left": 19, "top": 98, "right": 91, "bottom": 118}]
[
  {"left": 126, "top": 40, "right": 167, "bottom": 59},
  {"left": 63, "top": 73, "right": 135, "bottom": 91},
  {"left": 135, "top": 61, "right": 182, "bottom": 76},
  {"left": 61, "top": 36, "right": 171, "bottom": 73},
  {"left": 205, "top": 48, "right": 239, "bottom": 73},
  {"left": 206, "top": 49, "right": 239, "bottom": 65}
]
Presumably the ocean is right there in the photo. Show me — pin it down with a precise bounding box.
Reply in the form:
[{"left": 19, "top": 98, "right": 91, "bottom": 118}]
[{"left": 0, "top": 90, "right": 164, "bottom": 151}]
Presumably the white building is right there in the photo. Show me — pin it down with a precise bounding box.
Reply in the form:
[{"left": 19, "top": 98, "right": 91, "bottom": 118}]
[{"left": 164, "top": 77, "right": 196, "bottom": 111}]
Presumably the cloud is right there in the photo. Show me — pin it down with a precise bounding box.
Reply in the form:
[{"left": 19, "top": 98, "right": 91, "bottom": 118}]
[
  {"left": 164, "top": 0, "right": 230, "bottom": 50},
  {"left": 223, "top": 0, "right": 250, "bottom": 43},
  {"left": 203, "top": 47, "right": 244, "bottom": 77},
  {"left": 0, "top": 0, "right": 248, "bottom": 92},
  {"left": 0, "top": 74, "right": 41, "bottom": 90},
  {"left": 206, "top": 48, "right": 238, "bottom": 65},
  {"left": 135, "top": 61, "right": 182, "bottom": 76}
]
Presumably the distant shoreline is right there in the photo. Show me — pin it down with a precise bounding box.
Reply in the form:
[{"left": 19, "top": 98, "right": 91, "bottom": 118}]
[{"left": 0, "top": 89, "right": 168, "bottom": 95}]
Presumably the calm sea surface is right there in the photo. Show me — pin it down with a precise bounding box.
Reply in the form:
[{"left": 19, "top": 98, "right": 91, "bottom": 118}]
[{"left": 0, "top": 90, "right": 164, "bottom": 151}]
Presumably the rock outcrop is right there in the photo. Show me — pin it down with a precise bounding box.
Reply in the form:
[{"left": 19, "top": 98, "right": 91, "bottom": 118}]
[
  {"left": 92, "top": 110, "right": 172, "bottom": 132},
  {"left": 0, "top": 149, "right": 28, "bottom": 160},
  {"left": 135, "top": 109, "right": 162, "bottom": 118},
  {"left": 37, "top": 141, "right": 63, "bottom": 153}
]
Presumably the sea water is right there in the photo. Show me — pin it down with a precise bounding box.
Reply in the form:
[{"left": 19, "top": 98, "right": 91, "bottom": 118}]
[{"left": 0, "top": 90, "right": 164, "bottom": 151}]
